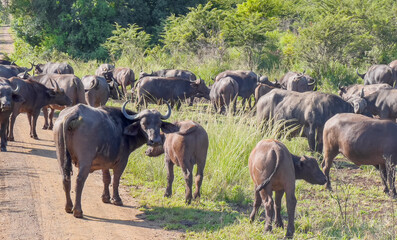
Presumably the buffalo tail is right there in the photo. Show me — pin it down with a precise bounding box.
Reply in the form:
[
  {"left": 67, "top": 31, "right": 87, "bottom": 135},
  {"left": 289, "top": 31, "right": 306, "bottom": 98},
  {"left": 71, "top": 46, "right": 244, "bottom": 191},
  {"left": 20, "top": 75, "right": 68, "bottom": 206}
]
[{"left": 255, "top": 150, "right": 280, "bottom": 192}]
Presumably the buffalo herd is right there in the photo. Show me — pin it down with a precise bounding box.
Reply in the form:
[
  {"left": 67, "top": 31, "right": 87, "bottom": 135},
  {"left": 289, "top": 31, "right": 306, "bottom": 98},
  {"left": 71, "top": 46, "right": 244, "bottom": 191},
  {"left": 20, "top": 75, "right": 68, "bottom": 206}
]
[{"left": 1, "top": 59, "right": 397, "bottom": 238}]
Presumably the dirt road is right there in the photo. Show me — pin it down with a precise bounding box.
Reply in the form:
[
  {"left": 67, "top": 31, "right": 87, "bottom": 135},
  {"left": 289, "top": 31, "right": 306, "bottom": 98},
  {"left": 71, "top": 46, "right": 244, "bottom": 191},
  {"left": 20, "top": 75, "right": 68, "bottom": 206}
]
[
  {"left": 0, "top": 115, "right": 181, "bottom": 240},
  {"left": 0, "top": 25, "right": 14, "bottom": 58}
]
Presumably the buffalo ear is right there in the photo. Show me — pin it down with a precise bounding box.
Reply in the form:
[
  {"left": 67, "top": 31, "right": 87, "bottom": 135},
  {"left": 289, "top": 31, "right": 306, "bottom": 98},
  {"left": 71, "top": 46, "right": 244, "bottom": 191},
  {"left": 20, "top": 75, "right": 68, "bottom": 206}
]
[
  {"left": 46, "top": 89, "right": 56, "bottom": 97},
  {"left": 190, "top": 82, "right": 198, "bottom": 88},
  {"left": 12, "top": 94, "right": 24, "bottom": 103},
  {"left": 161, "top": 122, "right": 179, "bottom": 133},
  {"left": 123, "top": 122, "right": 140, "bottom": 136}
]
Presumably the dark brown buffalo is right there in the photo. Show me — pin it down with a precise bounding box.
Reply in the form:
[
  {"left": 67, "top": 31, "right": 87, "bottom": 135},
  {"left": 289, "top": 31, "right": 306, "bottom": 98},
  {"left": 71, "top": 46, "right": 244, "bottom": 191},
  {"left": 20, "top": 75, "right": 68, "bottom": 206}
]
[
  {"left": 254, "top": 83, "right": 275, "bottom": 103},
  {"left": 257, "top": 89, "right": 355, "bottom": 152},
  {"left": 0, "top": 63, "right": 33, "bottom": 78},
  {"left": 249, "top": 139, "right": 326, "bottom": 238},
  {"left": 54, "top": 101, "right": 177, "bottom": 218},
  {"left": 322, "top": 113, "right": 397, "bottom": 198},
  {"left": 145, "top": 120, "right": 208, "bottom": 204},
  {"left": 279, "top": 71, "right": 316, "bottom": 92},
  {"left": 0, "top": 79, "right": 23, "bottom": 151},
  {"left": 136, "top": 77, "right": 210, "bottom": 110},
  {"left": 139, "top": 69, "right": 196, "bottom": 80},
  {"left": 209, "top": 76, "right": 239, "bottom": 114},
  {"left": 357, "top": 64, "right": 397, "bottom": 86},
  {"left": 31, "top": 74, "right": 86, "bottom": 130},
  {"left": 7, "top": 77, "right": 71, "bottom": 140},
  {"left": 215, "top": 70, "right": 258, "bottom": 109},
  {"left": 81, "top": 75, "right": 110, "bottom": 107},
  {"left": 34, "top": 62, "right": 74, "bottom": 75}
]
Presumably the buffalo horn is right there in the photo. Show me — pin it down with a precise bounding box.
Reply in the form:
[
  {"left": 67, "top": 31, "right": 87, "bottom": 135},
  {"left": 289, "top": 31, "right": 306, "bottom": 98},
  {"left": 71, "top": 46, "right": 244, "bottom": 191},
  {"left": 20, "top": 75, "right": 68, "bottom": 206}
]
[
  {"left": 356, "top": 68, "right": 365, "bottom": 79},
  {"left": 11, "top": 84, "right": 19, "bottom": 94},
  {"left": 27, "top": 62, "right": 34, "bottom": 72},
  {"left": 338, "top": 82, "right": 342, "bottom": 90},
  {"left": 122, "top": 100, "right": 139, "bottom": 120},
  {"left": 308, "top": 78, "right": 316, "bottom": 86},
  {"left": 160, "top": 102, "right": 172, "bottom": 120},
  {"left": 360, "top": 88, "right": 364, "bottom": 98}
]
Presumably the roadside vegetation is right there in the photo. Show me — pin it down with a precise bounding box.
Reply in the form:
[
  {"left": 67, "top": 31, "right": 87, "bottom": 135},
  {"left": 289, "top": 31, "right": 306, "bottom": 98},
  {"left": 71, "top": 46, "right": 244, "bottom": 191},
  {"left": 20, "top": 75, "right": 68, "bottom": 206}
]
[{"left": 2, "top": 0, "right": 397, "bottom": 239}]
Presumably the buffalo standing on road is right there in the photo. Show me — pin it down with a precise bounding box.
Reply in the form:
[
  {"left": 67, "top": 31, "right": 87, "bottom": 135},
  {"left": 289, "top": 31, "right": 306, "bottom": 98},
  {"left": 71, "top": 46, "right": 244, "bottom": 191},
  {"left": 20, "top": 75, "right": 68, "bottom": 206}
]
[
  {"left": 34, "top": 62, "right": 74, "bottom": 75},
  {"left": 0, "top": 79, "right": 23, "bottom": 151},
  {"left": 215, "top": 70, "right": 258, "bottom": 109},
  {"left": 54, "top": 102, "right": 177, "bottom": 218},
  {"left": 210, "top": 76, "right": 239, "bottom": 114},
  {"left": 357, "top": 64, "right": 397, "bottom": 86},
  {"left": 145, "top": 120, "right": 209, "bottom": 204},
  {"left": 322, "top": 113, "right": 397, "bottom": 198},
  {"left": 256, "top": 89, "right": 355, "bottom": 152},
  {"left": 249, "top": 139, "right": 326, "bottom": 238},
  {"left": 136, "top": 77, "right": 210, "bottom": 110},
  {"left": 7, "top": 77, "right": 71, "bottom": 140}
]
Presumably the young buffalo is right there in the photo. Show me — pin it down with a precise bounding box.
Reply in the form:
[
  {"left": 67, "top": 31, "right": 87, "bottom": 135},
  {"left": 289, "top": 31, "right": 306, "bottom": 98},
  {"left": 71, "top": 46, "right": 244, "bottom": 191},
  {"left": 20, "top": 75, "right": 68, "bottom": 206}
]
[
  {"left": 249, "top": 139, "right": 326, "bottom": 238},
  {"left": 145, "top": 120, "right": 208, "bottom": 204}
]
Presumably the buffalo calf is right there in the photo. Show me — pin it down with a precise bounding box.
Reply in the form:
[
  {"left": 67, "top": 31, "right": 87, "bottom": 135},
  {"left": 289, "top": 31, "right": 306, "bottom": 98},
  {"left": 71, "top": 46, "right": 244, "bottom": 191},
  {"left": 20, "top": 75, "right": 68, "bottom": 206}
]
[
  {"left": 249, "top": 139, "right": 326, "bottom": 238},
  {"left": 322, "top": 113, "right": 397, "bottom": 198},
  {"left": 145, "top": 120, "right": 209, "bottom": 204},
  {"left": 210, "top": 76, "right": 239, "bottom": 114}
]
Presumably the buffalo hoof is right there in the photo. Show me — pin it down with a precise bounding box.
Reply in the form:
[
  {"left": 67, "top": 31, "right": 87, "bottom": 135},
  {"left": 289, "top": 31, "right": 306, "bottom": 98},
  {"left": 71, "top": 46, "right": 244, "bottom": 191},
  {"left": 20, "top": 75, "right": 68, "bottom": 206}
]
[
  {"left": 7, "top": 136, "right": 14, "bottom": 141},
  {"left": 65, "top": 205, "right": 73, "bottom": 213},
  {"left": 112, "top": 198, "right": 123, "bottom": 206},
  {"left": 164, "top": 192, "right": 172, "bottom": 198},
  {"left": 42, "top": 125, "right": 48, "bottom": 130},
  {"left": 48, "top": 126, "right": 53, "bottom": 130},
  {"left": 102, "top": 195, "right": 111, "bottom": 204},
  {"left": 185, "top": 198, "right": 192, "bottom": 205},
  {"left": 1, "top": 147, "right": 6, "bottom": 152},
  {"left": 73, "top": 209, "right": 83, "bottom": 218},
  {"left": 389, "top": 192, "right": 397, "bottom": 199},
  {"left": 264, "top": 224, "right": 272, "bottom": 232},
  {"left": 275, "top": 221, "right": 284, "bottom": 229},
  {"left": 193, "top": 192, "right": 200, "bottom": 200}
]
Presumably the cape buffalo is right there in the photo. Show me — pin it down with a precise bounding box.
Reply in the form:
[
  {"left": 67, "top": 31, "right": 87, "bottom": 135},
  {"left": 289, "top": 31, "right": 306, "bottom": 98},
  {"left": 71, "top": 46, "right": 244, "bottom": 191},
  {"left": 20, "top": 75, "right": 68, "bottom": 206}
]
[
  {"left": 249, "top": 139, "right": 326, "bottom": 238},
  {"left": 257, "top": 89, "right": 355, "bottom": 152},
  {"left": 54, "top": 101, "right": 177, "bottom": 218},
  {"left": 338, "top": 83, "right": 392, "bottom": 101},
  {"left": 322, "top": 113, "right": 397, "bottom": 198},
  {"left": 145, "top": 120, "right": 209, "bottom": 204},
  {"left": 31, "top": 74, "right": 86, "bottom": 130},
  {"left": 254, "top": 83, "right": 276, "bottom": 103},
  {"left": 215, "top": 70, "right": 258, "bottom": 109},
  {"left": 81, "top": 75, "right": 110, "bottom": 107},
  {"left": 360, "top": 88, "right": 397, "bottom": 120},
  {"left": 139, "top": 69, "right": 196, "bottom": 81},
  {"left": 136, "top": 77, "right": 210, "bottom": 110},
  {"left": 258, "top": 76, "right": 281, "bottom": 88},
  {"left": 0, "top": 63, "right": 33, "bottom": 79},
  {"left": 210, "top": 76, "right": 239, "bottom": 114},
  {"left": 357, "top": 64, "right": 396, "bottom": 86},
  {"left": 34, "top": 62, "right": 74, "bottom": 75},
  {"left": 95, "top": 63, "right": 115, "bottom": 77},
  {"left": 0, "top": 79, "right": 23, "bottom": 151},
  {"left": 7, "top": 77, "right": 71, "bottom": 140},
  {"left": 279, "top": 71, "right": 316, "bottom": 92},
  {"left": 108, "top": 67, "right": 135, "bottom": 98}
]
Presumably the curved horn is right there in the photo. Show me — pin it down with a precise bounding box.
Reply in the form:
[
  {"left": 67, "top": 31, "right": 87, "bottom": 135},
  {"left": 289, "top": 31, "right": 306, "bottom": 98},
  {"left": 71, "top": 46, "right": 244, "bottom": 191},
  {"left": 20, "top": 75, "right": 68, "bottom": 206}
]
[
  {"left": 360, "top": 88, "right": 364, "bottom": 98},
  {"left": 356, "top": 68, "right": 365, "bottom": 79},
  {"left": 27, "top": 62, "right": 34, "bottom": 72},
  {"left": 11, "top": 84, "right": 19, "bottom": 94},
  {"left": 122, "top": 100, "right": 140, "bottom": 120},
  {"left": 338, "top": 82, "right": 342, "bottom": 90},
  {"left": 308, "top": 78, "right": 316, "bottom": 86},
  {"left": 49, "top": 78, "right": 60, "bottom": 91},
  {"left": 160, "top": 102, "right": 172, "bottom": 120},
  {"left": 302, "top": 69, "right": 306, "bottom": 74}
]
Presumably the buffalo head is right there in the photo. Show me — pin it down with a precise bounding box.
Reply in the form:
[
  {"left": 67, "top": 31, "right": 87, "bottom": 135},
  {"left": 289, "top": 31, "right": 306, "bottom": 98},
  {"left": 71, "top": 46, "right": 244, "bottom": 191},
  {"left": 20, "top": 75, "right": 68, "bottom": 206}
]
[
  {"left": 122, "top": 101, "right": 177, "bottom": 146},
  {"left": 294, "top": 156, "right": 326, "bottom": 185},
  {"left": 190, "top": 78, "right": 210, "bottom": 100},
  {"left": 0, "top": 82, "right": 23, "bottom": 111}
]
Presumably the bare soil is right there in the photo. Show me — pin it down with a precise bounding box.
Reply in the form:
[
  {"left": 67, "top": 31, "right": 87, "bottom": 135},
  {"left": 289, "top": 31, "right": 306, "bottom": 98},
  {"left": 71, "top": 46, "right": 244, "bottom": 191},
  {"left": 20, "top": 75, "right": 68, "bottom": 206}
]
[
  {"left": 0, "top": 25, "right": 14, "bottom": 58},
  {"left": 0, "top": 115, "right": 181, "bottom": 239}
]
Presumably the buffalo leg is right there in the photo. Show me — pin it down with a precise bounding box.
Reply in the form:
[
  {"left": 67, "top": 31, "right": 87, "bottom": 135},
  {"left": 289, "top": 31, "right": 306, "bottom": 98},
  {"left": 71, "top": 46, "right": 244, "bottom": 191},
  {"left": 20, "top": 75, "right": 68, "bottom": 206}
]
[
  {"left": 63, "top": 175, "right": 73, "bottom": 213},
  {"left": 73, "top": 165, "right": 91, "bottom": 218},
  {"left": 182, "top": 164, "right": 194, "bottom": 204},
  {"left": 321, "top": 151, "right": 337, "bottom": 191},
  {"left": 385, "top": 158, "right": 397, "bottom": 198},
  {"left": 112, "top": 162, "right": 127, "bottom": 206},
  {"left": 101, "top": 169, "right": 111, "bottom": 203},
  {"left": 48, "top": 108, "right": 55, "bottom": 130},
  {"left": 1, "top": 121, "right": 8, "bottom": 151},
  {"left": 164, "top": 158, "right": 174, "bottom": 198},
  {"left": 249, "top": 189, "right": 262, "bottom": 222},
  {"left": 31, "top": 110, "right": 40, "bottom": 139},
  {"left": 42, "top": 107, "right": 49, "bottom": 129},
  {"left": 193, "top": 161, "right": 204, "bottom": 200},
  {"left": 7, "top": 111, "right": 18, "bottom": 141},
  {"left": 274, "top": 190, "right": 285, "bottom": 228},
  {"left": 260, "top": 188, "right": 274, "bottom": 232},
  {"left": 379, "top": 164, "right": 389, "bottom": 194},
  {"left": 285, "top": 190, "right": 297, "bottom": 238}
]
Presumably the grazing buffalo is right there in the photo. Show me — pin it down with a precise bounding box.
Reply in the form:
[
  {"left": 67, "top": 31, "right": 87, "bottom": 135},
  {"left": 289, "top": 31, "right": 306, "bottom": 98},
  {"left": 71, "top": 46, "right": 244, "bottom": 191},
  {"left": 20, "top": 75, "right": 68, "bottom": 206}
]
[
  {"left": 139, "top": 69, "right": 196, "bottom": 81},
  {"left": 95, "top": 64, "right": 115, "bottom": 77},
  {"left": 145, "top": 120, "right": 208, "bottom": 204},
  {"left": 7, "top": 77, "right": 71, "bottom": 140},
  {"left": 249, "top": 139, "right": 326, "bottom": 238},
  {"left": 215, "top": 70, "right": 258, "bottom": 109},
  {"left": 338, "top": 83, "right": 392, "bottom": 101},
  {"left": 0, "top": 79, "right": 23, "bottom": 151},
  {"left": 109, "top": 67, "right": 135, "bottom": 98},
  {"left": 54, "top": 101, "right": 177, "bottom": 218},
  {"left": 322, "top": 113, "right": 397, "bottom": 198},
  {"left": 254, "top": 83, "right": 276, "bottom": 103},
  {"left": 81, "top": 75, "right": 110, "bottom": 107},
  {"left": 0, "top": 63, "right": 33, "bottom": 79},
  {"left": 210, "top": 76, "right": 239, "bottom": 114},
  {"left": 257, "top": 89, "right": 355, "bottom": 152},
  {"left": 357, "top": 64, "right": 396, "bottom": 86},
  {"left": 136, "top": 77, "right": 210, "bottom": 110},
  {"left": 31, "top": 74, "right": 86, "bottom": 130},
  {"left": 279, "top": 71, "right": 316, "bottom": 92},
  {"left": 34, "top": 62, "right": 74, "bottom": 75},
  {"left": 361, "top": 88, "right": 397, "bottom": 120}
]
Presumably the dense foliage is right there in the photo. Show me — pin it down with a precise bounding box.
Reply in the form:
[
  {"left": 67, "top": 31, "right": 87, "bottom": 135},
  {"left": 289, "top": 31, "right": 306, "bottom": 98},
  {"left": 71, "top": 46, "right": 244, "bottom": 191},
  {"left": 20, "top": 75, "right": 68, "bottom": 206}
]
[{"left": 5, "top": 0, "right": 397, "bottom": 88}]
